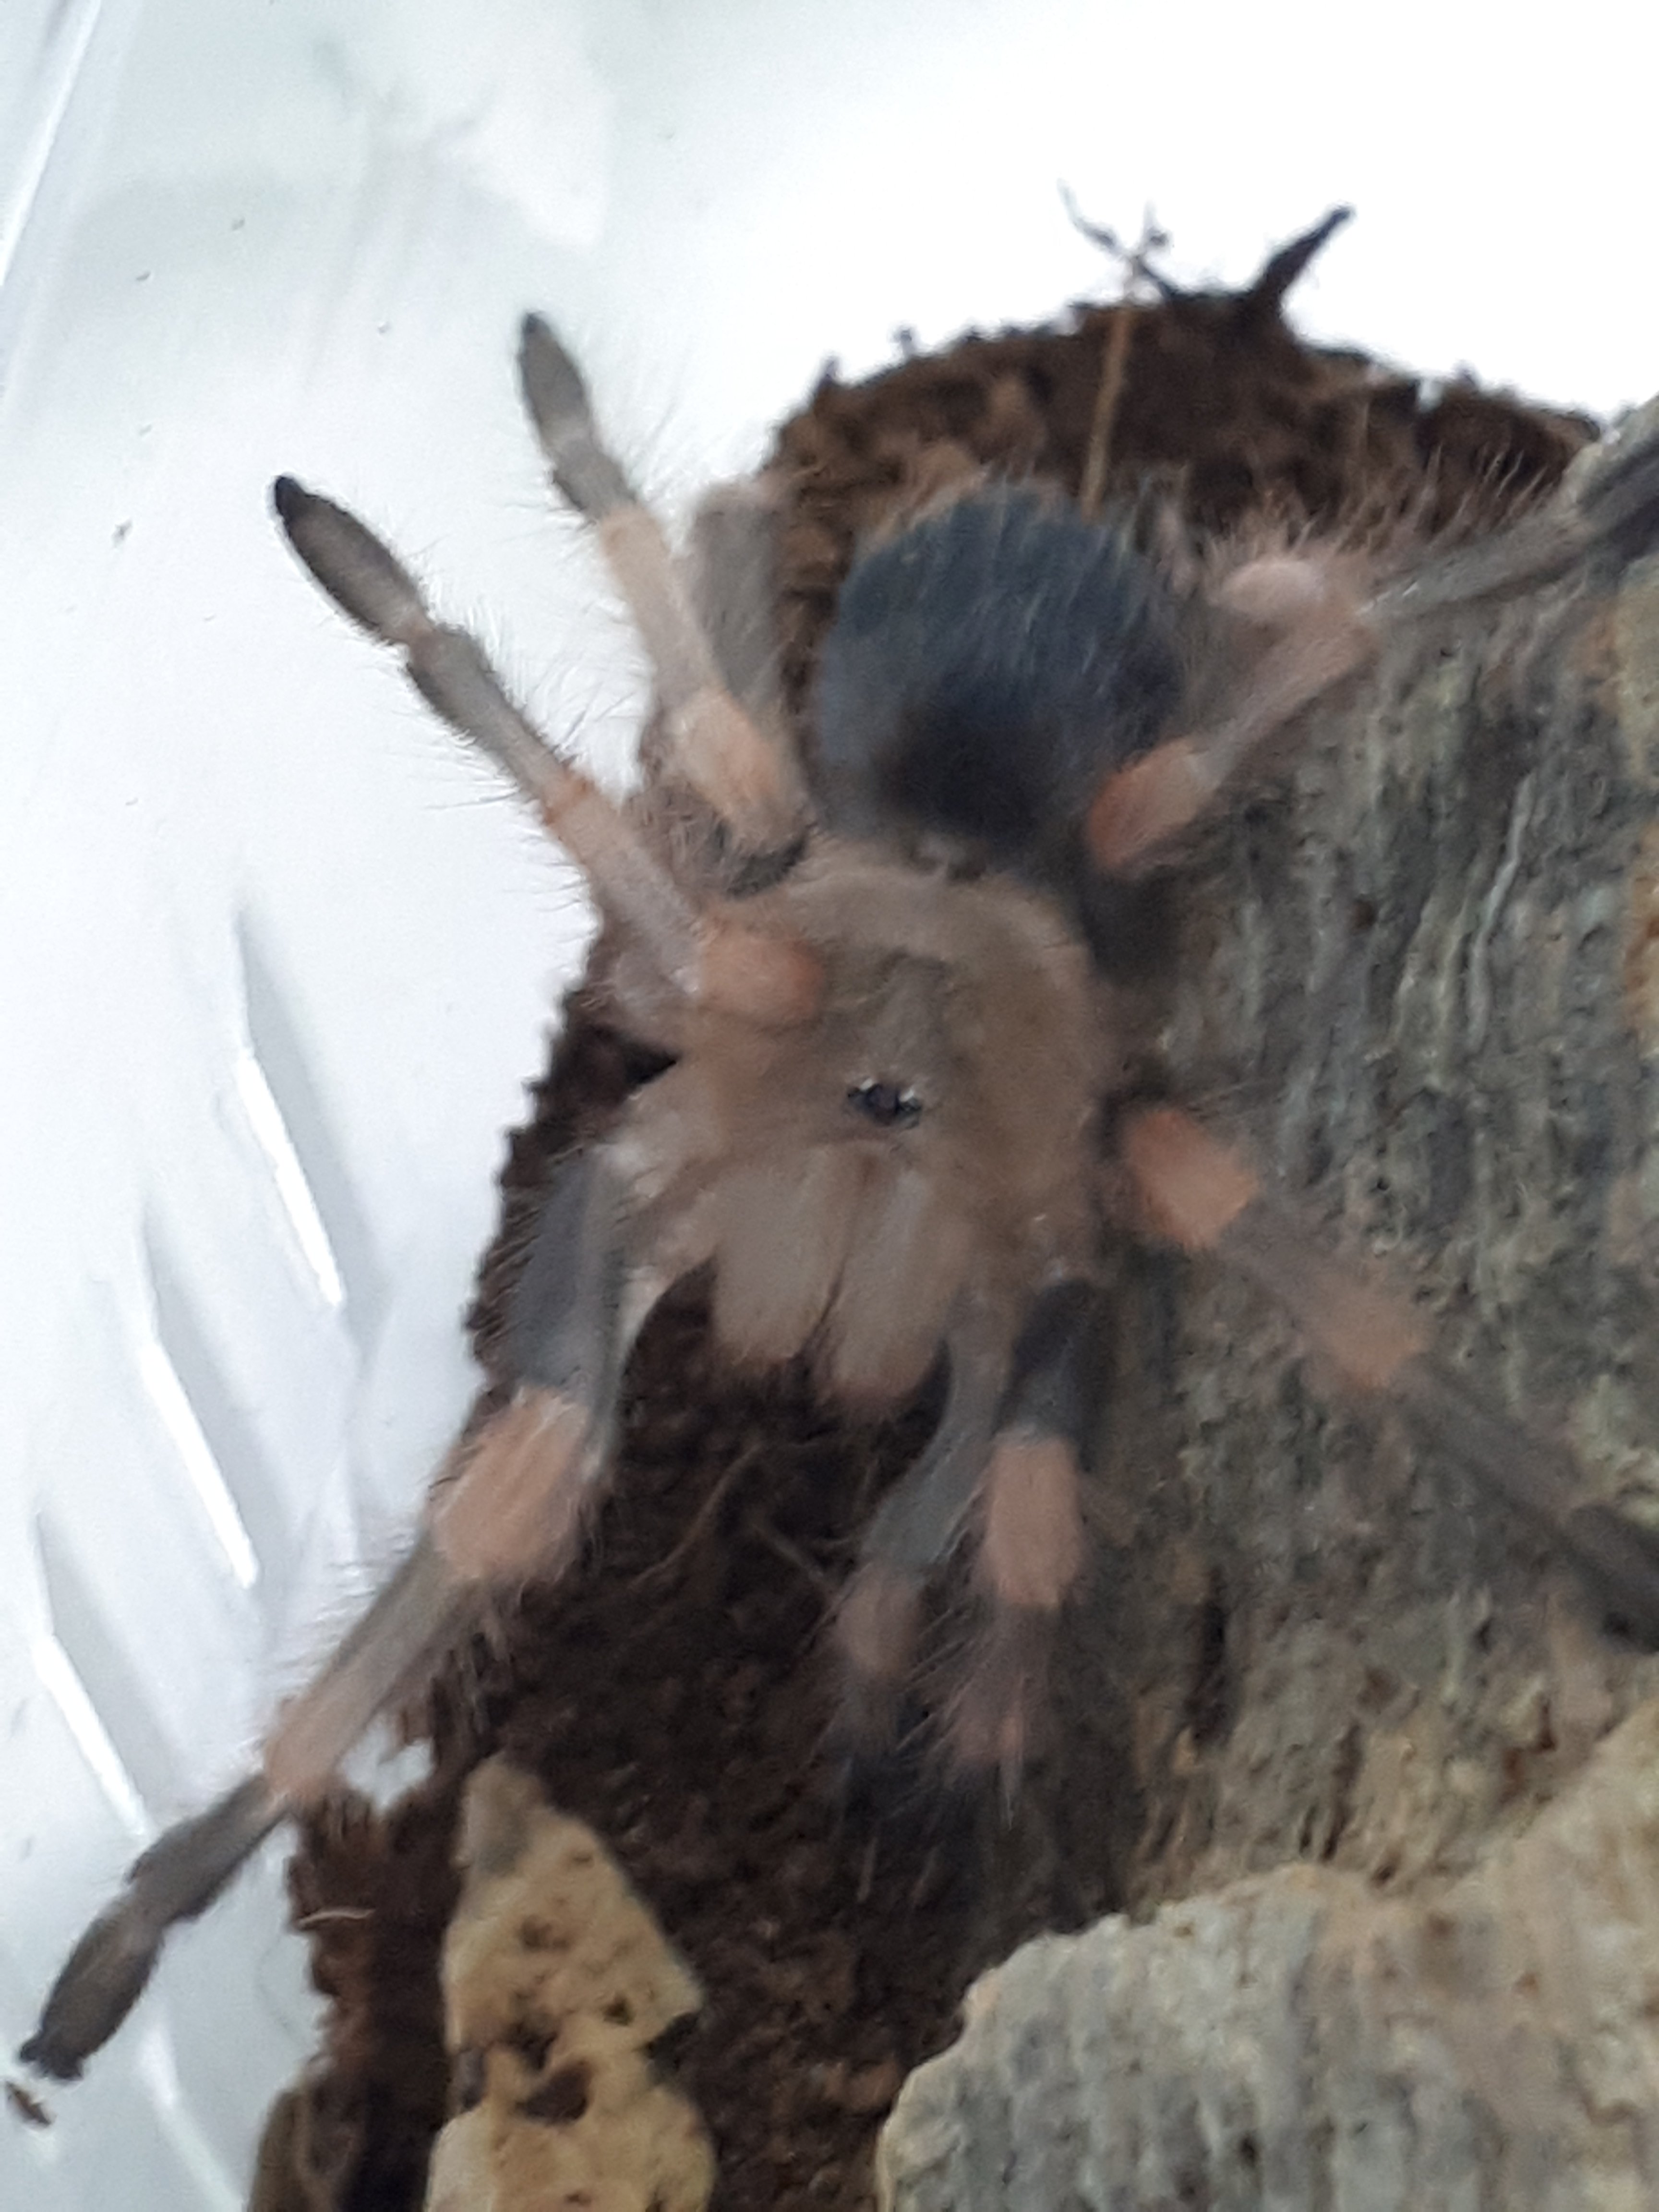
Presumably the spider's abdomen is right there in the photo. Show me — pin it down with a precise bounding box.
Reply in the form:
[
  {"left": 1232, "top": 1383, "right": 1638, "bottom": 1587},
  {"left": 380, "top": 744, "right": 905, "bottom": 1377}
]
[{"left": 813, "top": 492, "right": 1180, "bottom": 875}]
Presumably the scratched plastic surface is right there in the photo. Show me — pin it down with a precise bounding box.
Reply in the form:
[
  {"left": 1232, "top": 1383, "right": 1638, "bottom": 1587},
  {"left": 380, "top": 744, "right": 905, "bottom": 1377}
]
[{"left": 5, "top": 4, "right": 1655, "bottom": 2207}]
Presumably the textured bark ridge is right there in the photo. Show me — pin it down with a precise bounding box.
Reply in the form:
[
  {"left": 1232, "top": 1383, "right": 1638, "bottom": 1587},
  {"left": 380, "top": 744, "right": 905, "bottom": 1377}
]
[
  {"left": 262, "top": 231, "right": 1659, "bottom": 2212},
  {"left": 874, "top": 393, "right": 1659, "bottom": 2202},
  {"left": 881, "top": 1696, "right": 1659, "bottom": 2209}
]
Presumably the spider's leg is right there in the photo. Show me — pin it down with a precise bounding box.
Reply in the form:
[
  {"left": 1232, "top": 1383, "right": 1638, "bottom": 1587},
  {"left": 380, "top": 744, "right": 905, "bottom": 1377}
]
[
  {"left": 19, "top": 1525, "right": 480, "bottom": 2083},
  {"left": 1087, "top": 411, "right": 1659, "bottom": 878},
  {"left": 517, "top": 315, "right": 808, "bottom": 858},
  {"left": 21, "top": 1780, "right": 282, "bottom": 2081},
  {"left": 1373, "top": 406, "right": 1659, "bottom": 617},
  {"left": 1087, "top": 548, "right": 1375, "bottom": 876},
  {"left": 272, "top": 477, "right": 820, "bottom": 1030},
  {"left": 947, "top": 1283, "right": 1107, "bottom": 1785},
  {"left": 687, "top": 475, "right": 790, "bottom": 744},
  {"left": 270, "top": 1149, "right": 693, "bottom": 1807},
  {"left": 21, "top": 1152, "right": 680, "bottom": 2083},
  {"left": 271, "top": 1146, "right": 712, "bottom": 1802},
  {"left": 832, "top": 1305, "right": 1011, "bottom": 1755},
  {"left": 421, "top": 1148, "right": 634, "bottom": 1590},
  {"left": 1119, "top": 1104, "right": 1659, "bottom": 1641}
]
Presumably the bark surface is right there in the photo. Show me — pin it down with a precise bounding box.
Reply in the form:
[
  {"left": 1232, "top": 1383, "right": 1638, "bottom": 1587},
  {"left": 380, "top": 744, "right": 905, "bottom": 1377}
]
[{"left": 861, "top": 352, "right": 1659, "bottom": 2202}]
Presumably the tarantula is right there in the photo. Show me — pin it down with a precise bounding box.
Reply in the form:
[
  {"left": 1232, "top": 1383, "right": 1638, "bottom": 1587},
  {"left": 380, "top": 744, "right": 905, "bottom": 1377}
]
[{"left": 22, "top": 310, "right": 1659, "bottom": 2089}]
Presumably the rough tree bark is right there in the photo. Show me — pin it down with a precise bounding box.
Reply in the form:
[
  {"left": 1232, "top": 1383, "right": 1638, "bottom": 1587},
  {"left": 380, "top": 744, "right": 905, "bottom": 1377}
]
[{"left": 849, "top": 345, "right": 1659, "bottom": 2201}]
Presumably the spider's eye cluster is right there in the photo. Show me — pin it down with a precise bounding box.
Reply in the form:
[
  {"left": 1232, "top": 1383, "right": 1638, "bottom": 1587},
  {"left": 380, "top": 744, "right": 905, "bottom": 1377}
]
[{"left": 847, "top": 1079, "right": 924, "bottom": 1130}]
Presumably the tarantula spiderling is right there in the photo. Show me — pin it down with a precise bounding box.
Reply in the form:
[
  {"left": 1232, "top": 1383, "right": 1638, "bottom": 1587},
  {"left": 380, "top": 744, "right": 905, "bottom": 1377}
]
[{"left": 23, "top": 307, "right": 1659, "bottom": 2091}]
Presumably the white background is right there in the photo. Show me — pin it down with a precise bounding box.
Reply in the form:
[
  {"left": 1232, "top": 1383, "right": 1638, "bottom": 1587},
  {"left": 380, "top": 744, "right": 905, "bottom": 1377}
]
[{"left": 2, "top": 3, "right": 1655, "bottom": 2204}]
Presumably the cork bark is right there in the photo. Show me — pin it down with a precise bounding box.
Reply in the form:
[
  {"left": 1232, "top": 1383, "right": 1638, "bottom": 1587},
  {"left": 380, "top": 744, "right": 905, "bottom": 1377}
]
[{"left": 875, "top": 404, "right": 1659, "bottom": 2205}]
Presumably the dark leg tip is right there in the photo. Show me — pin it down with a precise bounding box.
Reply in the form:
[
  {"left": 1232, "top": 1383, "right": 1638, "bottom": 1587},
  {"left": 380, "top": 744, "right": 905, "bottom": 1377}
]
[{"left": 270, "top": 474, "right": 309, "bottom": 526}]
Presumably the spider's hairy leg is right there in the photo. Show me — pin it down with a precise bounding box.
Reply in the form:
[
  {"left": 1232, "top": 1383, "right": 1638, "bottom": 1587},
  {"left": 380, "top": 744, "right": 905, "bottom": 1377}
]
[
  {"left": 21, "top": 1779, "right": 283, "bottom": 2081},
  {"left": 1371, "top": 403, "right": 1659, "bottom": 617},
  {"left": 517, "top": 314, "right": 808, "bottom": 857},
  {"left": 947, "top": 1284, "right": 1107, "bottom": 1786},
  {"left": 270, "top": 477, "right": 820, "bottom": 1031},
  {"left": 832, "top": 1306, "right": 1014, "bottom": 1758},
  {"left": 831, "top": 1284, "right": 1107, "bottom": 1790},
  {"left": 21, "top": 1528, "right": 485, "bottom": 2084},
  {"left": 1087, "top": 409, "right": 1659, "bottom": 878},
  {"left": 1087, "top": 546, "right": 1375, "bottom": 876},
  {"left": 427, "top": 1150, "right": 638, "bottom": 1587},
  {"left": 686, "top": 474, "right": 791, "bottom": 742},
  {"left": 21, "top": 1151, "right": 679, "bottom": 2084},
  {"left": 263, "top": 1152, "right": 671, "bottom": 1806},
  {"left": 1119, "top": 1104, "right": 1659, "bottom": 1640}
]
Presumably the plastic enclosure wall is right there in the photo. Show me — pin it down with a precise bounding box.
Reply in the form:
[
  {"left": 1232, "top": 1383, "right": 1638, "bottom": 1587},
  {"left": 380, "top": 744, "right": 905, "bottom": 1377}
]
[
  {"left": 4, "top": 5, "right": 1116, "bottom": 2197},
  {"left": 0, "top": 7, "right": 613, "bottom": 2201}
]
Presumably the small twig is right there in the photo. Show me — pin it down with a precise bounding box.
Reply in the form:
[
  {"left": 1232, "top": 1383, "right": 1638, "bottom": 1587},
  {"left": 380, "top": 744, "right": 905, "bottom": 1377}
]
[
  {"left": 628, "top": 1443, "right": 761, "bottom": 1592},
  {"left": 1062, "top": 199, "right": 1171, "bottom": 517},
  {"left": 856, "top": 1832, "right": 879, "bottom": 1907},
  {"left": 746, "top": 1513, "right": 835, "bottom": 1598},
  {"left": 1080, "top": 302, "right": 1138, "bottom": 520},
  {"left": 1061, "top": 189, "right": 1177, "bottom": 300}
]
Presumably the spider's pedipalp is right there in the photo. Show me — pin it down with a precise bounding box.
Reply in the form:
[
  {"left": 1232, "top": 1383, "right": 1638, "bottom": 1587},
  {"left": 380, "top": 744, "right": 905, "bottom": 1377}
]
[
  {"left": 517, "top": 316, "right": 809, "bottom": 858},
  {"left": 817, "top": 1167, "right": 978, "bottom": 1407},
  {"left": 709, "top": 1149, "right": 866, "bottom": 1368}
]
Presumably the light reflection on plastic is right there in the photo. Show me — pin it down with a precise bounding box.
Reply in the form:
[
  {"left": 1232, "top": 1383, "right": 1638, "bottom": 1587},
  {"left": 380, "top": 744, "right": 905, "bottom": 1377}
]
[
  {"left": 136, "top": 1341, "right": 258, "bottom": 1591},
  {"left": 32, "top": 1633, "right": 151, "bottom": 1843},
  {"left": 138, "top": 2023, "right": 243, "bottom": 2212},
  {"left": 232, "top": 1049, "right": 346, "bottom": 1312}
]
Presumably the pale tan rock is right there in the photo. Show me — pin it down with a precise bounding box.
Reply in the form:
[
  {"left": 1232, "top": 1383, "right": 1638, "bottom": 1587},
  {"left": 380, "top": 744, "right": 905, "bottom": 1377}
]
[
  {"left": 879, "top": 1695, "right": 1659, "bottom": 2211},
  {"left": 421, "top": 1759, "right": 713, "bottom": 2212}
]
